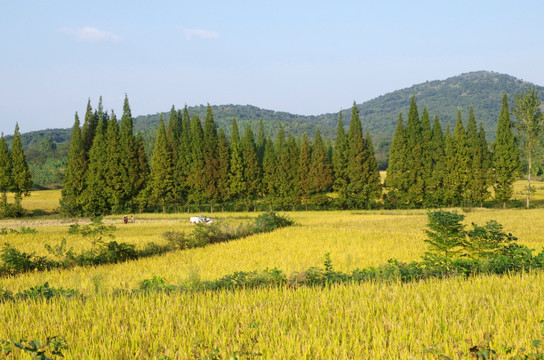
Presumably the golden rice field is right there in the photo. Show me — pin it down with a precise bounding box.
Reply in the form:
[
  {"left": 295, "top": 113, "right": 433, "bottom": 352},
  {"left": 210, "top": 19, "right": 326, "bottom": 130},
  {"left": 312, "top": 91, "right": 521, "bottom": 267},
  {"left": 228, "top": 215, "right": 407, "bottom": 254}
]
[{"left": 1, "top": 186, "right": 544, "bottom": 358}]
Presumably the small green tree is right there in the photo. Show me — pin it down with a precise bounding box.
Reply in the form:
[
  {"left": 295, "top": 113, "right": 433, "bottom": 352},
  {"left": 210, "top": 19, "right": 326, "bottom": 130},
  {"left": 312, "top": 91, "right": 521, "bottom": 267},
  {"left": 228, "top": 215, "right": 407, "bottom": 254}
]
[{"left": 424, "top": 210, "right": 466, "bottom": 263}]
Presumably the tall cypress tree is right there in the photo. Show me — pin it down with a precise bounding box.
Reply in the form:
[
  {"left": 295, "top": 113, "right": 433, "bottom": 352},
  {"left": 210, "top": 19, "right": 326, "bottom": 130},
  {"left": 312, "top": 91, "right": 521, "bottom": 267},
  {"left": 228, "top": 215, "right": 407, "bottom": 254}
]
[
  {"left": 493, "top": 93, "right": 520, "bottom": 208},
  {"left": 346, "top": 102, "right": 368, "bottom": 208},
  {"left": 443, "top": 123, "right": 456, "bottom": 205},
  {"left": 285, "top": 135, "right": 300, "bottom": 210},
  {"left": 428, "top": 116, "right": 446, "bottom": 206},
  {"left": 175, "top": 105, "right": 192, "bottom": 210},
  {"left": 309, "top": 128, "right": 333, "bottom": 207},
  {"left": 11, "top": 123, "right": 32, "bottom": 206},
  {"left": 148, "top": 115, "right": 175, "bottom": 212},
  {"left": 386, "top": 113, "right": 409, "bottom": 206},
  {"left": 421, "top": 107, "right": 434, "bottom": 206},
  {"left": 188, "top": 115, "right": 206, "bottom": 210},
  {"left": 361, "top": 131, "right": 382, "bottom": 206},
  {"left": 475, "top": 122, "right": 491, "bottom": 206},
  {"left": 274, "top": 125, "right": 291, "bottom": 210},
  {"left": 104, "top": 112, "right": 124, "bottom": 213},
  {"left": 0, "top": 133, "right": 12, "bottom": 208},
  {"left": 299, "top": 133, "right": 312, "bottom": 210},
  {"left": 134, "top": 132, "right": 150, "bottom": 208},
  {"left": 228, "top": 118, "right": 245, "bottom": 209},
  {"left": 217, "top": 128, "right": 230, "bottom": 211},
  {"left": 242, "top": 124, "right": 260, "bottom": 211},
  {"left": 405, "top": 97, "right": 424, "bottom": 206},
  {"left": 333, "top": 111, "right": 349, "bottom": 207},
  {"left": 119, "top": 95, "right": 139, "bottom": 210},
  {"left": 465, "top": 106, "right": 489, "bottom": 206},
  {"left": 81, "top": 99, "right": 96, "bottom": 156},
  {"left": 61, "top": 113, "right": 87, "bottom": 215},
  {"left": 166, "top": 105, "right": 182, "bottom": 153},
  {"left": 203, "top": 104, "right": 220, "bottom": 212},
  {"left": 256, "top": 119, "right": 266, "bottom": 166},
  {"left": 82, "top": 120, "right": 109, "bottom": 216},
  {"left": 453, "top": 109, "right": 469, "bottom": 205},
  {"left": 262, "top": 137, "right": 276, "bottom": 210}
]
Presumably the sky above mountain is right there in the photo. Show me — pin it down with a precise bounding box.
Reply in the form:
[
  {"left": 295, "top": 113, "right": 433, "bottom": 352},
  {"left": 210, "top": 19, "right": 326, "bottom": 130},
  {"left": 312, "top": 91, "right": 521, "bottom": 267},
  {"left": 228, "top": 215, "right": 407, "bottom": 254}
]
[{"left": 1, "top": 0, "right": 544, "bottom": 135}]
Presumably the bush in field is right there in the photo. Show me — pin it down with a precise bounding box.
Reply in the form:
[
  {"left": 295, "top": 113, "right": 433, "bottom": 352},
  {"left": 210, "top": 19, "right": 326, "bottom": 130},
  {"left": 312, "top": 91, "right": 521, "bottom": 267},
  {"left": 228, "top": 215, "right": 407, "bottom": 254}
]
[
  {"left": 0, "top": 336, "right": 67, "bottom": 359},
  {"left": 0, "top": 244, "right": 59, "bottom": 276},
  {"left": 16, "top": 282, "right": 81, "bottom": 301},
  {"left": 162, "top": 211, "right": 295, "bottom": 251}
]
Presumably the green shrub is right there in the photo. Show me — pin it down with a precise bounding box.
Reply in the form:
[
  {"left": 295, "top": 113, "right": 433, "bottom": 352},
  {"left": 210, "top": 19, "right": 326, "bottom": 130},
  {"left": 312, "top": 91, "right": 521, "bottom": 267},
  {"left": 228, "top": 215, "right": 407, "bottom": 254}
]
[{"left": 16, "top": 282, "right": 80, "bottom": 301}]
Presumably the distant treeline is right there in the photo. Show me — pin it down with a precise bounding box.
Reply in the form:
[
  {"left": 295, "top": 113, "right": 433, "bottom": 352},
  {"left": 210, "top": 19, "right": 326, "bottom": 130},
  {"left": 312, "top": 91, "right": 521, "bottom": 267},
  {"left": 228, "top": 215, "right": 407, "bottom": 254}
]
[
  {"left": 60, "top": 90, "right": 527, "bottom": 215},
  {"left": 61, "top": 96, "right": 381, "bottom": 215}
]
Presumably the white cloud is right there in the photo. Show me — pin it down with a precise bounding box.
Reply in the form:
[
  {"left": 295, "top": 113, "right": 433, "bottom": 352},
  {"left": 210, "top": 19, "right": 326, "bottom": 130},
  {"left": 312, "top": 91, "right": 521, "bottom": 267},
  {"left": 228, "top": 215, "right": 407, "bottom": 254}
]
[
  {"left": 59, "top": 27, "right": 122, "bottom": 43},
  {"left": 182, "top": 28, "right": 219, "bottom": 40}
]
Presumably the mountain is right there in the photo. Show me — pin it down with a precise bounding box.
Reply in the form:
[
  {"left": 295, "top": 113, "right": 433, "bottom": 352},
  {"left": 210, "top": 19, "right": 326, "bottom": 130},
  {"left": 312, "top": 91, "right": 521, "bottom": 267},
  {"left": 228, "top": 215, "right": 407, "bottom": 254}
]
[{"left": 12, "top": 70, "right": 544, "bottom": 188}]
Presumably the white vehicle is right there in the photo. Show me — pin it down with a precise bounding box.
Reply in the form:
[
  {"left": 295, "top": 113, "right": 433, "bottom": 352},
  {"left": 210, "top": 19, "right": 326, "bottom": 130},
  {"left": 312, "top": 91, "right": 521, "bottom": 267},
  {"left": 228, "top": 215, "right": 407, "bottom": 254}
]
[{"left": 190, "top": 216, "right": 213, "bottom": 224}]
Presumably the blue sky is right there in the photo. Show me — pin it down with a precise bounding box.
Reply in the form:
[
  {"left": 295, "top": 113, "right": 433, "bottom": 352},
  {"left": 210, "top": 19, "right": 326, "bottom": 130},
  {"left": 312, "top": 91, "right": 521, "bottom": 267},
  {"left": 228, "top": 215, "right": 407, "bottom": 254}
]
[{"left": 1, "top": 0, "right": 544, "bottom": 135}]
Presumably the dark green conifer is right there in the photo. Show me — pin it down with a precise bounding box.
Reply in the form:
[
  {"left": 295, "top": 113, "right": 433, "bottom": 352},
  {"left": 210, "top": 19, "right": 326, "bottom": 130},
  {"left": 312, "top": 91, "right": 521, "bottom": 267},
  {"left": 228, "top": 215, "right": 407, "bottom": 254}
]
[
  {"left": 421, "top": 107, "right": 434, "bottom": 206},
  {"left": 256, "top": 119, "right": 266, "bottom": 166},
  {"left": 453, "top": 109, "right": 469, "bottom": 205},
  {"left": 217, "top": 128, "right": 230, "bottom": 211},
  {"left": 309, "top": 128, "right": 333, "bottom": 207},
  {"left": 386, "top": 113, "right": 409, "bottom": 206},
  {"left": 361, "top": 131, "right": 382, "bottom": 206},
  {"left": 262, "top": 137, "right": 276, "bottom": 209},
  {"left": 61, "top": 113, "right": 87, "bottom": 215},
  {"left": 81, "top": 99, "right": 97, "bottom": 156},
  {"left": 203, "top": 104, "right": 220, "bottom": 212},
  {"left": 82, "top": 120, "right": 109, "bottom": 216},
  {"left": 299, "top": 133, "right": 312, "bottom": 209},
  {"left": 119, "top": 95, "right": 139, "bottom": 210},
  {"left": 428, "top": 116, "right": 446, "bottom": 206},
  {"left": 346, "top": 102, "right": 368, "bottom": 208},
  {"left": 11, "top": 123, "right": 32, "bottom": 206},
  {"left": 333, "top": 111, "right": 349, "bottom": 207},
  {"left": 493, "top": 94, "right": 520, "bottom": 208},
  {"left": 242, "top": 125, "right": 260, "bottom": 211},
  {"left": 104, "top": 112, "right": 124, "bottom": 213},
  {"left": 148, "top": 115, "right": 175, "bottom": 212},
  {"left": 0, "top": 133, "right": 12, "bottom": 207},
  {"left": 228, "top": 118, "right": 245, "bottom": 209},
  {"left": 188, "top": 115, "right": 206, "bottom": 210},
  {"left": 405, "top": 97, "right": 424, "bottom": 206}
]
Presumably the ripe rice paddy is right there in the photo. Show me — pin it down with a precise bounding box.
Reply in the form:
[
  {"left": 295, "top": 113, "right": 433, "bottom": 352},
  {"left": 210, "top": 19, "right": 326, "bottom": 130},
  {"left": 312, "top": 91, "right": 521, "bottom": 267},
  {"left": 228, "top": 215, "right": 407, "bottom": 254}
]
[{"left": 1, "top": 187, "right": 544, "bottom": 358}]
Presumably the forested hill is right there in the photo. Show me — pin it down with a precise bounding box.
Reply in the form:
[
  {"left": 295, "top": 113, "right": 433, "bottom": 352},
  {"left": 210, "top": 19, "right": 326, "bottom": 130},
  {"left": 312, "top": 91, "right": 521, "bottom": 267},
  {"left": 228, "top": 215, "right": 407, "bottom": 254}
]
[
  {"left": 352, "top": 70, "right": 544, "bottom": 142},
  {"left": 11, "top": 70, "right": 544, "bottom": 188},
  {"left": 132, "top": 71, "right": 544, "bottom": 142}
]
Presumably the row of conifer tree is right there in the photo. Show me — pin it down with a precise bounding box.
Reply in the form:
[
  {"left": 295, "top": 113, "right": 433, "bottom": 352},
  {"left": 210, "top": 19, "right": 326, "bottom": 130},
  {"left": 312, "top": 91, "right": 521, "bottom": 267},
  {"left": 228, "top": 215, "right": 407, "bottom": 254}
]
[
  {"left": 386, "top": 94, "right": 519, "bottom": 208},
  {"left": 60, "top": 96, "right": 382, "bottom": 215},
  {"left": 60, "top": 93, "right": 520, "bottom": 216},
  {"left": 0, "top": 124, "right": 33, "bottom": 215}
]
